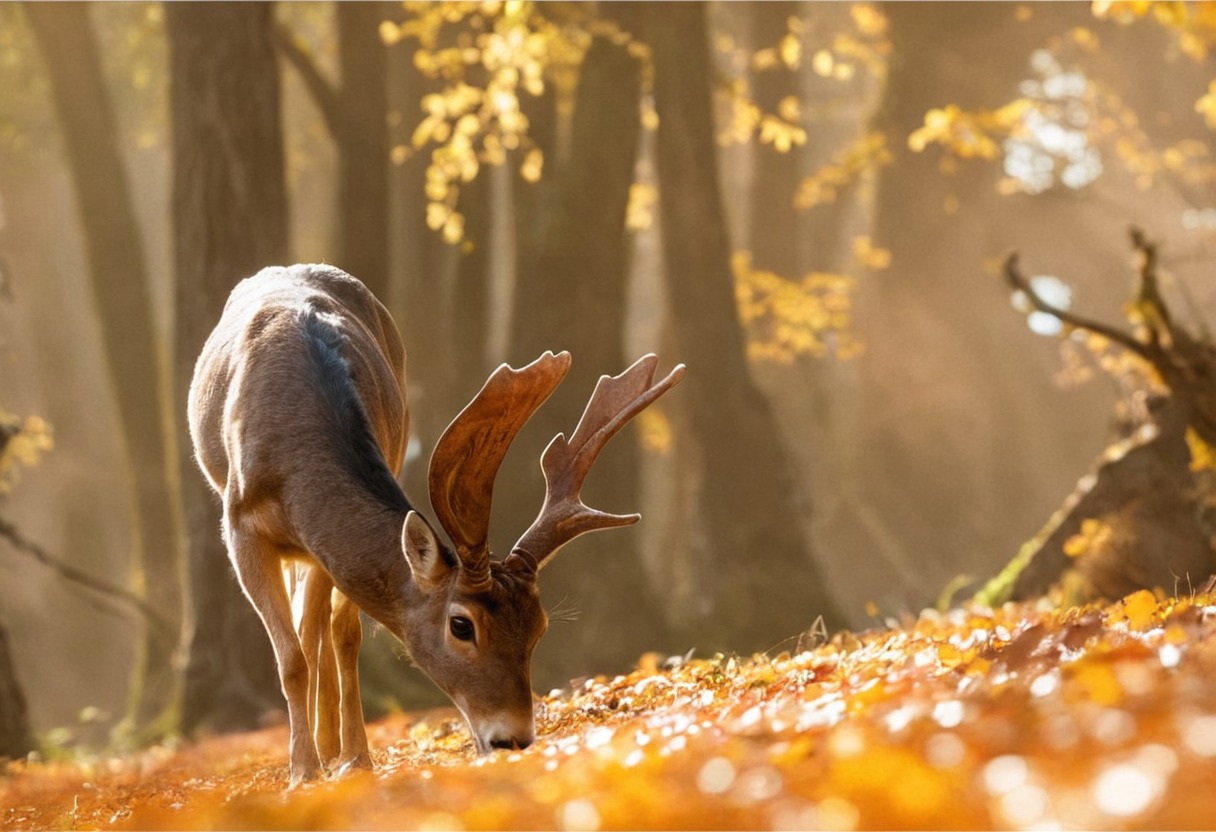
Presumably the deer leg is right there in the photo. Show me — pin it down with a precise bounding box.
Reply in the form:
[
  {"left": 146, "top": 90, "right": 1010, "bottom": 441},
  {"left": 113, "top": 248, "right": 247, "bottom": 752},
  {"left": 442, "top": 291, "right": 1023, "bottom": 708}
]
[
  {"left": 332, "top": 590, "right": 372, "bottom": 773},
  {"left": 226, "top": 523, "right": 322, "bottom": 786},
  {"left": 298, "top": 566, "right": 341, "bottom": 765}
]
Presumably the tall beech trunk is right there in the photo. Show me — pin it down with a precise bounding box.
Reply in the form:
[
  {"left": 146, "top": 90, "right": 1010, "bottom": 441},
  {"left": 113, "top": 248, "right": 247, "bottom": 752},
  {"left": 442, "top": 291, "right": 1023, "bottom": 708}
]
[
  {"left": 335, "top": 2, "right": 391, "bottom": 299},
  {"left": 450, "top": 172, "right": 493, "bottom": 395},
  {"left": 274, "top": 3, "right": 390, "bottom": 296},
  {"left": 747, "top": 0, "right": 803, "bottom": 280},
  {"left": 167, "top": 1, "right": 287, "bottom": 734},
  {"left": 503, "top": 8, "right": 673, "bottom": 685},
  {"left": 24, "top": 1, "right": 181, "bottom": 730},
  {"left": 648, "top": 1, "right": 845, "bottom": 647}
]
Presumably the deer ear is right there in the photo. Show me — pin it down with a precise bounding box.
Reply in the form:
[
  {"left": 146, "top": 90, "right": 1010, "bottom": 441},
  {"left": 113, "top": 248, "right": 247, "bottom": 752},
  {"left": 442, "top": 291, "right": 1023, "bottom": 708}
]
[{"left": 402, "top": 511, "right": 450, "bottom": 591}]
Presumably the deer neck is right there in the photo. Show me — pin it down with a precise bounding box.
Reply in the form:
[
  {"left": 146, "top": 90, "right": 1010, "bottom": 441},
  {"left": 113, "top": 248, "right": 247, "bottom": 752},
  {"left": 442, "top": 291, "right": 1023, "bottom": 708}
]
[{"left": 297, "top": 473, "right": 414, "bottom": 641}]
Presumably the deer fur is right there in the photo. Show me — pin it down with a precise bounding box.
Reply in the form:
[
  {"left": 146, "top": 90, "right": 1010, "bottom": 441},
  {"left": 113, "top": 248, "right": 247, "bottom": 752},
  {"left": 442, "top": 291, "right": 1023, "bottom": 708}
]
[{"left": 188, "top": 263, "right": 681, "bottom": 785}]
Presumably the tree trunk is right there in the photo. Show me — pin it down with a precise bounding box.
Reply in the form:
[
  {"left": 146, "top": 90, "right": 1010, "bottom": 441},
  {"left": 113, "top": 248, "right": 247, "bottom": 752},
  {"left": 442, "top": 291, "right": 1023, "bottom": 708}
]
[
  {"left": 275, "top": 4, "right": 391, "bottom": 297},
  {"left": 501, "top": 7, "right": 674, "bottom": 686},
  {"left": 0, "top": 617, "right": 32, "bottom": 760},
  {"left": 335, "top": 2, "right": 391, "bottom": 299},
  {"left": 450, "top": 172, "right": 492, "bottom": 393},
  {"left": 166, "top": 1, "right": 288, "bottom": 735},
  {"left": 980, "top": 234, "right": 1216, "bottom": 603},
  {"left": 386, "top": 17, "right": 450, "bottom": 506},
  {"left": 992, "top": 403, "right": 1214, "bottom": 603},
  {"left": 648, "top": 1, "right": 845, "bottom": 647},
  {"left": 23, "top": 1, "right": 181, "bottom": 731}
]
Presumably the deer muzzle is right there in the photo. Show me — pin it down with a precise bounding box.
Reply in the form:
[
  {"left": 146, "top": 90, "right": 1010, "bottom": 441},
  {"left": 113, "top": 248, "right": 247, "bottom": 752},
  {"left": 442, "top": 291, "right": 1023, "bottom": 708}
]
[{"left": 468, "top": 711, "right": 535, "bottom": 753}]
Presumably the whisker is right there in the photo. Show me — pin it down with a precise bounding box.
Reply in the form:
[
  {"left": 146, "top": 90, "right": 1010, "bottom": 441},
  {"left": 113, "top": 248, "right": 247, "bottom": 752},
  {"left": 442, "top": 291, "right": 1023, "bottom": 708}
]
[{"left": 547, "top": 596, "right": 581, "bottom": 623}]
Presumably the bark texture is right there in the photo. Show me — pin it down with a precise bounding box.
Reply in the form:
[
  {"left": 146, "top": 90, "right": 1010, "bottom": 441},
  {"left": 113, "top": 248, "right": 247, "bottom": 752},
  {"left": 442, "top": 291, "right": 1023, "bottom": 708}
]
[
  {"left": 24, "top": 1, "right": 181, "bottom": 729},
  {"left": 166, "top": 1, "right": 288, "bottom": 734},
  {"left": 649, "top": 1, "right": 845, "bottom": 647}
]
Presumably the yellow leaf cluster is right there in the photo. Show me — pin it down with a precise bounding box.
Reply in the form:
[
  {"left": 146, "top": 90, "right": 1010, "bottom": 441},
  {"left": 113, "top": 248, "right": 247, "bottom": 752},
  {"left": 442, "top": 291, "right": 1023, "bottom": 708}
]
[
  {"left": 394, "top": 1, "right": 593, "bottom": 243},
  {"left": 720, "top": 7, "right": 888, "bottom": 152},
  {"left": 795, "top": 131, "right": 891, "bottom": 210},
  {"left": 733, "top": 250, "right": 860, "bottom": 363},
  {"left": 1197, "top": 81, "right": 1216, "bottom": 129},
  {"left": 1093, "top": 0, "right": 1216, "bottom": 59},
  {"left": 851, "top": 235, "right": 891, "bottom": 270},
  {"left": 752, "top": 32, "right": 802, "bottom": 73},
  {"left": 1185, "top": 426, "right": 1216, "bottom": 472},
  {"left": 0, "top": 410, "right": 53, "bottom": 494},
  {"left": 718, "top": 94, "right": 807, "bottom": 152},
  {"left": 1101, "top": 89, "right": 1216, "bottom": 189},
  {"left": 908, "top": 100, "right": 1032, "bottom": 160}
]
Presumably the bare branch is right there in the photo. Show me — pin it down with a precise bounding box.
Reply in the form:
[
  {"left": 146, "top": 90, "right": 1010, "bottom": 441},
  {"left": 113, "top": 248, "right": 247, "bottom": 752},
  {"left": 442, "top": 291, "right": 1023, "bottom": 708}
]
[
  {"left": 273, "top": 24, "right": 342, "bottom": 140},
  {"left": 1130, "top": 226, "right": 1175, "bottom": 338},
  {"left": 1003, "top": 251, "right": 1153, "bottom": 361},
  {"left": 0, "top": 516, "right": 176, "bottom": 645}
]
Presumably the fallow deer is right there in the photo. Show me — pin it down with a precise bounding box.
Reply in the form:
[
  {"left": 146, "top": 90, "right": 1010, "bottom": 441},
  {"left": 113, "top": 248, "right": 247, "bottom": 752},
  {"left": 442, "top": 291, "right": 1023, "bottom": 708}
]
[{"left": 188, "top": 264, "right": 683, "bottom": 784}]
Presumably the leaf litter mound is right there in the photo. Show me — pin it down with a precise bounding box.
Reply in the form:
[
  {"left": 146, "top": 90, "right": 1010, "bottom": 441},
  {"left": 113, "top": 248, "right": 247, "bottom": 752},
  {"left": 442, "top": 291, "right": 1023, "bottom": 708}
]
[{"left": 5, "top": 589, "right": 1216, "bottom": 830}]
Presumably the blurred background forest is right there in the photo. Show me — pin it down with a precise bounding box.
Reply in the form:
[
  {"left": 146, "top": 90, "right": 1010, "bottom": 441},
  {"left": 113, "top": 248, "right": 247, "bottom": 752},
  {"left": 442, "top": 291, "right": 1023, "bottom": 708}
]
[{"left": 3, "top": 0, "right": 1216, "bottom": 755}]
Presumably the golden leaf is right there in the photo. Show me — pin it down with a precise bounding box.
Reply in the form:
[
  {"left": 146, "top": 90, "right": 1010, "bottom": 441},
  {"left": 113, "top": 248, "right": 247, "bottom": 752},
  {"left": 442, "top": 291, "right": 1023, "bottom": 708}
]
[
  {"left": 379, "top": 20, "right": 402, "bottom": 46},
  {"left": 1186, "top": 426, "right": 1216, "bottom": 472},
  {"left": 779, "top": 34, "right": 801, "bottom": 69},
  {"left": 1195, "top": 81, "right": 1216, "bottom": 129},
  {"left": 1063, "top": 517, "right": 1112, "bottom": 558},
  {"left": 752, "top": 47, "right": 778, "bottom": 71},
  {"left": 850, "top": 3, "right": 887, "bottom": 38},
  {"left": 636, "top": 408, "right": 674, "bottom": 455},
  {"left": 811, "top": 49, "right": 834, "bottom": 77},
  {"left": 520, "top": 147, "right": 544, "bottom": 183},
  {"left": 442, "top": 210, "right": 466, "bottom": 244},
  {"left": 777, "top": 95, "right": 801, "bottom": 123},
  {"left": 426, "top": 201, "right": 450, "bottom": 231},
  {"left": 641, "top": 103, "right": 660, "bottom": 132},
  {"left": 1118, "top": 588, "right": 1160, "bottom": 630},
  {"left": 852, "top": 236, "right": 891, "bottom": 270},
  {"left": 625, "top": 183, "right": 657, "bottom": 232},
  {"left": 1069, "top": 659, "right": 1122, "bottom": 706},
  {"left": 0, "top": 412, "right": 53, "bottom": 493}
]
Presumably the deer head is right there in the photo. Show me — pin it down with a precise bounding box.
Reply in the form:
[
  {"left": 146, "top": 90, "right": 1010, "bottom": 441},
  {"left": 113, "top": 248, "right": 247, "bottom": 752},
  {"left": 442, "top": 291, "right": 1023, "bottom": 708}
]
[{"left": 399, "top": 351, "right": 684, "bottom": 752}]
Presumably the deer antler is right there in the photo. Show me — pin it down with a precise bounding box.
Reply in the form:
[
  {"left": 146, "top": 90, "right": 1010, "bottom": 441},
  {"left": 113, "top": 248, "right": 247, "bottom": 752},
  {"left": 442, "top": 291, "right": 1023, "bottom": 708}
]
[
  {"left": 429, "top": 351, "right": 572, "bottom": 585},
  {"left": 510, "top": 354, "right": 686, "bottom": 572}
]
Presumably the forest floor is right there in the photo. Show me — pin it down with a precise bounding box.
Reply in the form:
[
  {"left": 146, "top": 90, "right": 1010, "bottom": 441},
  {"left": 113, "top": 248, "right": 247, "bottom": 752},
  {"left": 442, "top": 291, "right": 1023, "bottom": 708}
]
[{"left": 4, "top": 589, "right": 1216, "bottom": 830}]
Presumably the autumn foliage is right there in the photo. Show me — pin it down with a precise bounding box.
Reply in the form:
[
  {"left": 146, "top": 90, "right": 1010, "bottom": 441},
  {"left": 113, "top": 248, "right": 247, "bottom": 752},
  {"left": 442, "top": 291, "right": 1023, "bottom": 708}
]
[{"left": 4, "top": 588, "right": 1216, "bottom": 830}]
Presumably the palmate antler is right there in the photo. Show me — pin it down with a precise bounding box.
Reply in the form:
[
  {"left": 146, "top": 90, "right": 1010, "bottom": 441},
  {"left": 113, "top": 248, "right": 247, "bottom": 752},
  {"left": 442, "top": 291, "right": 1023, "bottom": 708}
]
[
  {"left": 509, "top": 354, "right": 686, "bottom": 572},
  {"left": 429, "top": 351, "right": 684, "bottom": 586},
  {"left": 428, "top": 351, "right": 572, "bottom": 587}
]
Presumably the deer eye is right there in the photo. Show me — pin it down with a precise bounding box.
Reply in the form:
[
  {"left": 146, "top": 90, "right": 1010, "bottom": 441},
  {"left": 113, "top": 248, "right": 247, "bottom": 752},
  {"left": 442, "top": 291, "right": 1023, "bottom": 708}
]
[{"left": 449, "top": 615, "right": 476, "bottom": 643}]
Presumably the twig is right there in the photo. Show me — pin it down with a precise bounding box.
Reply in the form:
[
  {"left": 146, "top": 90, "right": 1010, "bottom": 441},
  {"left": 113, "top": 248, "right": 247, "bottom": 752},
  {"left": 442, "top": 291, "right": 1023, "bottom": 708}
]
[
  {"left": 1130, "top": 226, "right": 1175, "bottom": 341},
  {"left": 0, "top": 516, "right": 176, "bottom": 644},
  {"left": 1003, "top": 251, "right": 1153, "bottom": 361}
]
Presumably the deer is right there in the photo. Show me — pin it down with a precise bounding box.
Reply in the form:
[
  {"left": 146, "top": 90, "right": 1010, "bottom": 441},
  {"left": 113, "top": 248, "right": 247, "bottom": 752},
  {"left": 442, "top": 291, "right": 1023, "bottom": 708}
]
[{"left": 187, "top": 263, "right": 683, "bottom": 785}]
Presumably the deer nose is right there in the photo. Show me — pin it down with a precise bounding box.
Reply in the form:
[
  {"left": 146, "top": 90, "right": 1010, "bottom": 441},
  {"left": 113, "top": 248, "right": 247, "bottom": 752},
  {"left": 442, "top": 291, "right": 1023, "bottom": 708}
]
[{"left": 490, "top": 736, "right": 532, "bottom": 751}]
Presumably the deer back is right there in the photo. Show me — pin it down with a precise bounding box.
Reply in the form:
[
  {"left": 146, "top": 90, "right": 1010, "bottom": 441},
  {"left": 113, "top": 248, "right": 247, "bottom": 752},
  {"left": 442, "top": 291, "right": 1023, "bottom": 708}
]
[{"left": 188, "top": 264, "right": 410, "bottom": 576}]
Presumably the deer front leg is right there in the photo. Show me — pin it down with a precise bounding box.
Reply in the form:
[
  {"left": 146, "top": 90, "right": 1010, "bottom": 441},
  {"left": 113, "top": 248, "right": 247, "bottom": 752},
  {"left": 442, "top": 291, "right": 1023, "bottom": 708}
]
[
  {"left": 298, "top": 565, "right": 341, "bottom": 765},
  {"left": 332, "top": 591, "right": 371, "bottom": 773},
  {"left": 227, "top": 524, "right": 322, "bottom": 786}
]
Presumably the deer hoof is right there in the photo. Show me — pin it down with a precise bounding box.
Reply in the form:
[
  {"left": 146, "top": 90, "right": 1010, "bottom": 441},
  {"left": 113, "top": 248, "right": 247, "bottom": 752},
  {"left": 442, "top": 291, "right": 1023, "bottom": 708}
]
[
  {"left": 287, "top": 761, "right": 324, "bottom": 789},
  {"left": 335, "top": 753, "right": 373, "bottom": 776}
]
